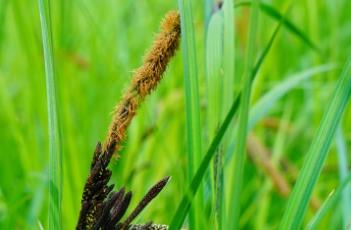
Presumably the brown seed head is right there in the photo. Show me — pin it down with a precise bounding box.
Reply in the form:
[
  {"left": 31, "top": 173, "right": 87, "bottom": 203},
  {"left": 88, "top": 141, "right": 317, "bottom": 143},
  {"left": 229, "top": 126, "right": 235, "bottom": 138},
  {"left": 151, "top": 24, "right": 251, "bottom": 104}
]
[{"left": 105, "top": 11, "right": 181, "bottom": 153}]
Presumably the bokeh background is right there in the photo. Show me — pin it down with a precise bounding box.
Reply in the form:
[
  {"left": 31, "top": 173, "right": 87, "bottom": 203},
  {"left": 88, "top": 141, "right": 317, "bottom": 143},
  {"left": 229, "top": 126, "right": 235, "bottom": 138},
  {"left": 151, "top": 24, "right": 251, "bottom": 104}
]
[{"left": 0, "top": 0, "right": 350, "bottom": 229}]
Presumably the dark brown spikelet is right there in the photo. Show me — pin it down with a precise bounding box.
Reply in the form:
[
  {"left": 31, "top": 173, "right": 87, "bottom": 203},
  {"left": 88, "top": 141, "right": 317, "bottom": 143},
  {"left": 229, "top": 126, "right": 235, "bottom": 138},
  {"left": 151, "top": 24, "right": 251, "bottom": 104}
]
[
  {"left": 76, "top": 142, "right": 116, "bottom": 229},
  {"left": 105, "top": 11, "right": 181, "bottom": 153},
  {"left": 76, "top": 11, "right": 180, "bottom": 230},
  {"left": 119, "top": 176, "right": 171, "bottom": 230}
]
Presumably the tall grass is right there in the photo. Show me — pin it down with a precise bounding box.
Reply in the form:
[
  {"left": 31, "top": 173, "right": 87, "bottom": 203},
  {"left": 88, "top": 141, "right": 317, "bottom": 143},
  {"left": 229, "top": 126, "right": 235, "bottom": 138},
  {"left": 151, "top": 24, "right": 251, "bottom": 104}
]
[
  {"left": 205, "top": 9, "right": 223, "bottom": 228},
  {"left": 177, "top": 0, "right": 203, "bottom": 228},
  {"left": 280, "top": 56, "right": 351, "bottom": 229},
  {"left": 38, "top": 0, "right": 62, "bottom": 229},
  {"left": 227, "top": 0, "right": 259, "bottom": 229},
  {"left": 221, "top": 1, "right": 235, "bottom": 228},
  {"left": 169, "top": 86, "right": 241, "bottom": 230},
  {"left": 170, "top": 4, "right": 287, "bottom": 228},
  {"left": 205, "top": 1, "right": 235, "bottom": 228},
  {"left": 1, "top": 0, "right": 351, "bottom": 229}
]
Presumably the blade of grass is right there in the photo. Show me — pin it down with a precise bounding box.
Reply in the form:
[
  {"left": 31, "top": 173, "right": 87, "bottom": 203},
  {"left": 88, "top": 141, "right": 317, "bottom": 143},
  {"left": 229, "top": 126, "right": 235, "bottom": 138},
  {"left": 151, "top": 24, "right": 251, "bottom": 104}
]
[
  {"left": 205, "top": 9, "right": 224, "bottom": 230},
  {"left": 206, "top": 10, "right": 223, "bottom": 139},
  {"left": 38, "top": 0, "right": 62, "bottom": 229},
  {"left": 223, "top": 0, "right": 235, "bottom": 115},
  {"left": 306, "top": 173, "right": 351, "bottom": 230},
  {"left": 335, "top": 127, "right": 351, "bottom": 229},
  {"left": 235, "top": 0, "right": 320, "bottom": 52},
  {"left": 249, "top": 64, "right": 336, "bottom": 130},
  {"left": 177, "top": 0, "right": 203, "bottom": 229},
  {"left": 227, "top": 0, "right": 259, "bottom": 228},
  {"left": 224, "top": 65, "right": 335, "bottom": 164},
  {"left": 169, "top": 90, "right": 240, "bottom": 230},
  {"left": 254, "top": 104, "right": 293, "bottom": 228},
  {"left": 225, "top": 64, "right": 335, "bottom": 163},
  {"left": 213, "top": 0, "right": 236, "bottom": 228},
  {"left": 170, "top": 4, "right": 283, "bottom": 228},
  {"left": 280, "top": 56, "right": 351, "bottom": 230},
  {"left": 221, "top": 7, "right": 236, "bottom": 226}
]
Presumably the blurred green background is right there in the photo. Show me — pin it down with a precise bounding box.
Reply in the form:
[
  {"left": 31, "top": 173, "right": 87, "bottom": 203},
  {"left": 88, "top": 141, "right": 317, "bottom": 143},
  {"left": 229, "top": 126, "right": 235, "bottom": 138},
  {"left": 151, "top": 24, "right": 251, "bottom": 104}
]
[{"left": 0, "top": 0, "right": 350, "bottom": 229}]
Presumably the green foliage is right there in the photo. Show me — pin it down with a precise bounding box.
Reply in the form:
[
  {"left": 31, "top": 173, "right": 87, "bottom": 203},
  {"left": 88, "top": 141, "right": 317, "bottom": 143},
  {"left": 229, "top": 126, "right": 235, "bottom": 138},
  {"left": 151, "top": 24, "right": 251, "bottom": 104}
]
[
  {"left": 280, "top": 56, "right": 351, "bottom": 229},
  {"left": 177, "top": 0, "right": 203, "bottom": 228},
  {"left": 227, "top": 0, "right": 259, "bottom": 228},
  {"left": 1, "top": 0, "right": 351, "bottom": 229}
]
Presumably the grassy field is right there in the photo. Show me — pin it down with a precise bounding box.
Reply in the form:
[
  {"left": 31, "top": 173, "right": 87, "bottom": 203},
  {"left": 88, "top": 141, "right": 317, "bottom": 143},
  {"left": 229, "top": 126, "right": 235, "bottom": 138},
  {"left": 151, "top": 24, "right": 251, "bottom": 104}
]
[{"left": 0, "top": 0, "right": 351, "bottom": 229}]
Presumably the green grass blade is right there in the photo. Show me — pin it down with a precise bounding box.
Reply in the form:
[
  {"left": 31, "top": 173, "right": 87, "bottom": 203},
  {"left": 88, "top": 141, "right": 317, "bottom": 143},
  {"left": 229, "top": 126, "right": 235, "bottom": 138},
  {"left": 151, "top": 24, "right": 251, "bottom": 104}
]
[
  {"left": 37, "top": 0, "right": 62, "bottom": 229},
  {"left": 223, "top": 65, "right": 334, "bottom": 166},
  {"left": 223, "top": 7, "right": 288, "bottom": 163},
  {"left": 206, "top": 11, "right": 223, "bottom": 135},
  {"left": 235, "top": 0, "right": 320, "bottom": 52},
  {"left": 220, "top": 1, "right": 235, "bottom": 228},
  {"left": 335, "top": 127, "right": 351, "bottom": 229},
  {"left": 223, "top": 0, "right": 235, "bottom": 116},
  {"left": 169, "top": 4, "right": 285, "bottom": 228},
  {"left": 177, "top": 0, "right": 203, "bottom": 228},
  {"left": 227, "top": 0, "right": 259, "bottom": 228},
  {"left": 225, "top": 65, "right": 334, "bottom": 165},
  {"left": 169, "top": 92, "right": 241, "bottom": 230},
  {"left": 280, "top": 56, "right": 351, "bottom": 229},
  {"left": 205, "top": 8, "right": 224, "bottom": 230},
  {"left": 249, "top": 64, "right": 335, "bottom": 130},
  {"left": 306, "top": 173, "right": 351, "bottom": 230},
  {"left": 38, "top": 220, "right": 45, "bottom": 230}
]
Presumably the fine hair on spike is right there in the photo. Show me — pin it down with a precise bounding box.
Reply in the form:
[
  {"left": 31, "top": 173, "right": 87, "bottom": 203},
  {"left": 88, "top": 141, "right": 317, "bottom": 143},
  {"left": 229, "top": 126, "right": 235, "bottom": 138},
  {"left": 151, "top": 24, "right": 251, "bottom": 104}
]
[{"left": 105, "top": 11, "right": 181, "bottom": 154}]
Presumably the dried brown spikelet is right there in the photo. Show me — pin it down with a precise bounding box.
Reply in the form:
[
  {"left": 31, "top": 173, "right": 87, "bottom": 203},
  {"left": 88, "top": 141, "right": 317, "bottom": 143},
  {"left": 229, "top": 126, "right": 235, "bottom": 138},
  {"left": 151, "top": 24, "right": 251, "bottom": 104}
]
[{"left": 105, "top": 11, "right": 181, "bottom": 153}]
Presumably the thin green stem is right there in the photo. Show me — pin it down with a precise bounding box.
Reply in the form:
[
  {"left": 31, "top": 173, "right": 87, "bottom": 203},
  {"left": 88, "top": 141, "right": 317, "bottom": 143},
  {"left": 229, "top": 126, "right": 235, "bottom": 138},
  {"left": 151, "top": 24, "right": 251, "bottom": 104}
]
[{"left": 38, "top": 0, "right": 62, "bottom": 229}]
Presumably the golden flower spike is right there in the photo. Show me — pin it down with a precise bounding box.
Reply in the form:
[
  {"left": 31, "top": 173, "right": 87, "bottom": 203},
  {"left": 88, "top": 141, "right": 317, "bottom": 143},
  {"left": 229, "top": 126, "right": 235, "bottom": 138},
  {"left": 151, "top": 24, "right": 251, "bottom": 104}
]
[{"left": 105, "top": 10, "right": 181, "bottom": 154}]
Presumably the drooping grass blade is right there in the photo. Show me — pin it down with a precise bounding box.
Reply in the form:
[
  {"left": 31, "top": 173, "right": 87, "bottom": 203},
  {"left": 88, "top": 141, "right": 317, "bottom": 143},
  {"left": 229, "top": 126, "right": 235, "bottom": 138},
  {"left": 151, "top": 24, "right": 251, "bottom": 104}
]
[
  {"left": 223, "top": 64, "right": 335, "bottom": 165},
  {"left": 249, "top": 64, "right": 336, "bottom": 130}
]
